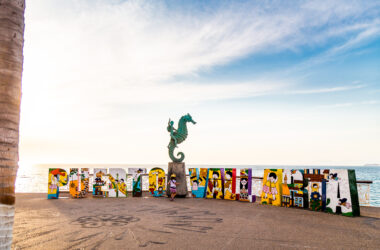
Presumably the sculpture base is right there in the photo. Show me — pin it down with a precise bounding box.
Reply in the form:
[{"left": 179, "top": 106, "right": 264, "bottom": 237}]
[{"left": 167, "top": 162, "right": 188, "bottom": 198}]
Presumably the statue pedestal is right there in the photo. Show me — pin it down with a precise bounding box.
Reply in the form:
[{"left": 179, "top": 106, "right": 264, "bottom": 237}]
[{"left": 167, "top": 162, "right": 188, "bottom": 198}]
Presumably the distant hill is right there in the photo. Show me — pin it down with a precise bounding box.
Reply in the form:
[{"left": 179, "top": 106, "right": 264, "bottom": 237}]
[{"left": 364, "top": 163, "right": 380, "bottom": 167}]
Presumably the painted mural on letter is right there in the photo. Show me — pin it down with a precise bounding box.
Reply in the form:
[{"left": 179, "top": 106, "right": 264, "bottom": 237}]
[
  {"left": 281, "top": 169, "right": 307, "bottom": 208},
  {"left": 130, "top": 168, "right": 146, "bottom": 197},
  {"left": 69, "top": 168, "right": 87, "bottom": 198},
  {"left": 93, "top": 168, "right": 107, "bottom": 197},
  {"left": 47, "top": 168, "right": 68, "bottom": 199},
  {"left": 189, "top": 168, "right": 208, "bottom": 198},
  {"left": 224, "top": 168, "right": 236, "bottom": 200},
  {"left": 206, "top": 168, "right": 224, "bottom": 199},
  {"left": 108, "top": 168, "right": 127, "bottom": 198},
  {"left": 239, "top": 168, "right": 252, "bottom": 202},
  {"left": 149, "top": 168, "right": 166, "bottom": 197},
  {"left": 81, "top": 168, "right": 90, "bottom": 193},
  {"left": 304, "top": 169, "right": 327, "bottom": 211},
  {"left": 325, "top": 169, "right": 360, "bottom": 216},
  {"left": 261, "top": 169, "right": 282, "bottom": 206},
  {"left": 189, "top": 168, "right": 198, "bottom": 197}
]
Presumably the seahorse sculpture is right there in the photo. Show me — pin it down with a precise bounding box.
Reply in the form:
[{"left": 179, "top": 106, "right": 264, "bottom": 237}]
[{"left": 167, "top": 113, "right": 196, "bottom": 163}]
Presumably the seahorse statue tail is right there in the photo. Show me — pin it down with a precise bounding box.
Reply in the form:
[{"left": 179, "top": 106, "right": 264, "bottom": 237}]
[{"left": 168, "top": 142, "right": 185, "bottom": 163}]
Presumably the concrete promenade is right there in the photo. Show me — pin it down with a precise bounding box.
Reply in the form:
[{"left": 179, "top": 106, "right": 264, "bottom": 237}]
[{"left": 13, "top": 193, "right": 380, "bottom": 249}]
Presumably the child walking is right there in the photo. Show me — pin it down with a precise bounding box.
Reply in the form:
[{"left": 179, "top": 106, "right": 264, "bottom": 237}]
[{"left": 168, "top": 174, "right": 179, "bottom": 201}]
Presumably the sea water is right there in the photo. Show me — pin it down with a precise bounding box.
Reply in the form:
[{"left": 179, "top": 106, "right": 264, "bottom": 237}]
[{"left": 15, "top": 163, "right": 380, "bottom": 207}]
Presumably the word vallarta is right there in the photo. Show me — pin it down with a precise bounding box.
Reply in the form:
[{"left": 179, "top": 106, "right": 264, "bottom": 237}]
[{"left": 191, "top": 168, "right": 360, "bottom": 216}]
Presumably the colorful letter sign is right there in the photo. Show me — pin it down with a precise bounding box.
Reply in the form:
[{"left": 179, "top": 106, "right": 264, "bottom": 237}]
[
  {"left": 149, "top": 168, "right": 166, "bottom": 197},
  {"left": 261, "top": 169, "right": 283, "bottom": 206},
  {"left": 224, "top": 168, "right": 236, "bottom": 200},
  {"left": 93, "top": 168, "right": 107, "bottom": 197},
  {"left": 189, "top": 168, "right": 208, "bottom": 198},
  {"left": 108, "top": 168, "right": 127, "bottom": 198},
  {"left": 206, "top": 168, "right": 224, "bottom": 199},
  {"left": 69, "top": 168, "right": 87, "bottom": 198},
  {"left": 281, "top": 169, "right": 306, "bottom": 208},
  {"left": 48, "top": 168, "right": 68, "bottom": 199},
  {"left": 304, "top": 169, "right": 327, "bottom": 211},
  {"left": 325, "top": 169, "right": 360, "bottom": 216},
  {"left": 130, "top": 168, "right": 146, "bottom": 197},
  {"left": 239, "top": 168, "right": 252, "bottom": 202}
]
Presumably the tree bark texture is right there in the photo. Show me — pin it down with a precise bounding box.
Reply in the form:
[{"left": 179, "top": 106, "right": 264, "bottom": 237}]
[{"left": 0, "top": 0, "right": 25, "bottom": 249}]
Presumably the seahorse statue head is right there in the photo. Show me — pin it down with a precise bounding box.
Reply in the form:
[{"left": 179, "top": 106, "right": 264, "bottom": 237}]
[{"left": 183, "top": 113, "right": 196, "bottom": 124}]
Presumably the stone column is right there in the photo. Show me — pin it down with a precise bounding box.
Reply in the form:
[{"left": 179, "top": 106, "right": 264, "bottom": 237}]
[{"left": 167, "top": 162, "right": 188, "bottom": 198}]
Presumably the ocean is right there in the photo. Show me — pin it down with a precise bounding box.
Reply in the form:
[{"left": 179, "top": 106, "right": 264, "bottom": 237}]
[{"left": 15, "top": 163, "right": 380, "bottom": 207}]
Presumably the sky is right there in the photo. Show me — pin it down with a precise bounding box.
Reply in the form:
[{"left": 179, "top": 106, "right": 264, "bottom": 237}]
[{"left": 19, "top": 0, "right": 380, "bottom": 166}]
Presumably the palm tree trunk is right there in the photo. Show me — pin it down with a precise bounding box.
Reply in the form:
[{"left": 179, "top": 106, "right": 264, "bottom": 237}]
[{"left": 0, "top": 0, "right": 25, "bottom": 249}]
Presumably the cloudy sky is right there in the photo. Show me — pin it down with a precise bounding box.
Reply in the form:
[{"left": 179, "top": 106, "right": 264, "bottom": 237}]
[{"left": 20, "top": 0, "right": 380, "bottom": 166}]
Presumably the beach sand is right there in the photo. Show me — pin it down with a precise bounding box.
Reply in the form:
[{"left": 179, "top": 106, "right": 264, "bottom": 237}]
[{"left": 12, "top": 193, "right": 380, "bottom": 249}]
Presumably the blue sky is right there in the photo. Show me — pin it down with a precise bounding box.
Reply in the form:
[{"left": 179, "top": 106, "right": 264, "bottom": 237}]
[{"left": 19, "top": 0, "right": 380, "bottom": 165}]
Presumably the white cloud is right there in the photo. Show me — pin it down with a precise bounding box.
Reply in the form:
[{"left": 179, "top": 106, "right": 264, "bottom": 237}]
[
  {"left": 286, "top": 18, "right": 380, "bottom": 72},
  {"left": 19, "top": 0, "right": 380, "bottom": 164},
  {"left": 21, "top": 0, "right": 380, "bottom": 117},
  {"left": 23, "top": 1, "right": 380, "bottom": 88},
  {"left": 284, "top": 84, "right": 365, "bottom": 95},
  {"left": 318, "top": 100, "right": 380, "bottom": 108},
  {"left": 330, "top": 20, "right": 380, "bottom": 53}
]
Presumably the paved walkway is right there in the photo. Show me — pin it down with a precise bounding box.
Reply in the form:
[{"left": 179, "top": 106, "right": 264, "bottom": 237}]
[{"left": 13, "top": 193, "right": 380, "bottom": 249}]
